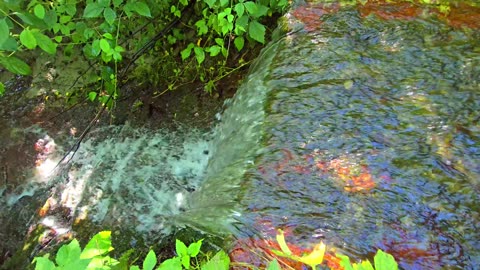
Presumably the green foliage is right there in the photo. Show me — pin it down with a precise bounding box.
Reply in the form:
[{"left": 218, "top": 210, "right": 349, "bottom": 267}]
[
  {"left": 0, "top": 0, "right": 289, "bottom": 104},
  {"left": 0, "top": 0, "right": 156, "bottom": 108},
  {"left": 32, "top": 233, "right": 229, "bottom": 270},
  {"left": 32, "top": 230, "right": 400, "bottom": 270},
  {"left": 33, "top": 231, "right": 118, "bottom": 270},
  {"left": 181, "top": 0, "right": 288, "bottom": 65},
  {"left": 337, "top": 250, "right": 398, "bottom": 270}
]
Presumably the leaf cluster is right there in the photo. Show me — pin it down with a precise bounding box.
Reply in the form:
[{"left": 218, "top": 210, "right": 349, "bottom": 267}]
[{"left": 32, "top": 232, "right": 230, "bottom": 270}]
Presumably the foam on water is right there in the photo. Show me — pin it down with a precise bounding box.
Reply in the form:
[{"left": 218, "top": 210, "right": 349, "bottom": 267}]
[
  {"left": 59, "top": 124, "right": 213, "bottom": 234},
  {"left": 2, "top": 124, "right": 213, "bottom": 240}
]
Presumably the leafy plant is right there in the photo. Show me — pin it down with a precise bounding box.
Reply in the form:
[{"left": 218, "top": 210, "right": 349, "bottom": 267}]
[
  {"left": 178, "top": 0, "right": 289, "bottom": 92},
  {"left": 1, "top": 0, "right": 288, "bottom": 99},
  {"left": 33, "top": 231, "right": 119, "bottom": 270},
  {"left": 32, "top": 232, "right": 230, "bottom": 270}
]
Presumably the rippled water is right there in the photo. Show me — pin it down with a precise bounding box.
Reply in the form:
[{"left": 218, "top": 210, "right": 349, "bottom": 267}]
[{"left": 189, "top": 3, "right": 480, "bottom": 269}]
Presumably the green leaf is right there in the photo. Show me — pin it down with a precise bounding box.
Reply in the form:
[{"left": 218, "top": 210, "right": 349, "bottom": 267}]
[
  {"left": 33, "top": 256, "right": 56, "bottom": 270},
  {"left": 83, "top": 3, "right": 104, "bottom": 18},
  {"left": 207, "top": 45, "right": 221, "bottom": 56},
  {"left": 104, "top": 8, "right": 116, "bottom": 25},
  {"left": 43, "top": 10, "right": 57, "bottom": 28},
  {"left": 65, "top": 4, "right": 77, "bottom": 16},
  {"left": 34, "top": 4, "right": 45, "bottom": 19},
  {"left": 56, "top": 239, "right": 81, "bottom": 266},
  {"left": 158, "top": 257, "right": 182, "bottom": 270},
  {"left": 374, "top": 250, "right": 398, "bottom": 270},
  {"left": 234, "top": 36, "right": 244, "bottom": 51},
  {"left": 112, "top": 50, "right": 122, "bottom": 61},
  {"left": 0, "top": 19, "right": 9, "bottom": 45},
  {"left": 0, "top": 37, "right": 18, "bottom": 51},
  {"left": 175, "top": 239, "right": 188, "bottom": 257},
  {"left": 195, "top": 19, "right": 208, "bottom": 35},
  {"left": 167, "top": 35, "right": 176, "bottom": 44},
  {"left": 80, "top": 231, "right": 113, "bottom": 259},
  {"left": 88, "top": 91, "right": 97, "bottom": 101},
  {"left": 0, "top": 56, "right": 31, "bottom": 75},
  {"left": 244, "top": 1, "right": 258, "bottom": 15},
  {"left": 353, "top": 260, "right": 374, "bottom": 270},
  {"left": 180, "top": 43, "right": 194, "bottom": 60},
  {"left": 87, "top": 255, "right": 118, "bottom": 269},
  {"left": 84, "top": 28, "right": 95, "bottom": 39},
  {"left": 248, "top": 20, "right": 265, "bottom": 43},
  {"left": 187, "top": 239, "right": 202, "bottom": 257},
  {"left": 60, "top": 24, "right": 70, "bottom": 35},
  {"left": 99, "top": 38, "right": 111, "bottom": 53},
  {"left": 103, "top": 33, "right": 114, "bottom": 40},
  {"left": 59, "top": 15, "right": 71, "bottom": 24},
  {"left": 194, "top": 46, "right": 205, "bottom": 65},
  {"left": 133, "top": 2, "right": 151, "bottom": 17},
  {"left": 336, "top": 254, "right": 354, "bottom": 270},
  {"left": 33, "top": 32, "right": 57, "bottom": 54},
  {"left": 181, "top": 254, "right": 190, "bottom": 269},
  {"left": 17, "top": 13, "right": 46, "bottom": 27},
  {"left": 130, "top": 266, "right": 140, "bottom": 270},
  {"left": 214, "top": 38, "right": 223, "bottom": 46},
  {"left": 235, "top": 15, "right": 248, "bottom": 35},
  {"left": 123, "top": 2, "right": 135, "bottom": 17},
  {"left": 219, "top": 0, "right": 228, "bottom": 7},
  {"left": 113, "top": 0, "right": 123, "bottom": 7},
  {"left": 204, "top": 0, "right": 216, "bottom": 8},
  {"left": 102, "top": 51, "right": 113, "bottom": 62},
  {"left": 0, "top": 82, "right": 4, "bottom": 96},
  {"left": 200, "top": 251, "right": 229, "bottom": 270},
  {"left": 266, "top": 259, "right": 281, "bottom": 270},
  {"left": 143, "top": 250, "right": 157, "bottom": 270},
  {"left": 234, "top": 3, "right": 245, "bottom": 18},
  {"left": 114, "top": 45, "right": 125, "bottom": 52},
  {"left": 253, "top": 4, "right": 269, "bottom": 18},
  {"left": 20, "top": 28, "right": 37, "bottom": 49},
  {"left": 98, "top": 0, "right": 111, "bottom": 8}
]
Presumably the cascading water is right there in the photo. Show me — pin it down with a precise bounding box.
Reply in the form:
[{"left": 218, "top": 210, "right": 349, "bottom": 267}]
[
  {"left": 0, "top": 124, "right": 214, "bottom": 268},
  {"left": 55, "top": 125, "right": 213, "bottom": 234}
]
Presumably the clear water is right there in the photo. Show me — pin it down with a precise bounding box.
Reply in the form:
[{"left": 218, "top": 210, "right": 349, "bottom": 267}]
[{"left": 186, "top": 3, "right": 480, "bottom": 269}]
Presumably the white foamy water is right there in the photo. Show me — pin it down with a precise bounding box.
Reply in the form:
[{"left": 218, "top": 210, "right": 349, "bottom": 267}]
[
  {"left": 62, "top": 125, "right": 213, "bottom": 234},
  {"left": 2, "top": 124, "right": 213, "bottom": 238}
]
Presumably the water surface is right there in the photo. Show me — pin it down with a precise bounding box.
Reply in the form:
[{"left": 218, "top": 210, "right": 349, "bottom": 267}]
[{"left": 191, "top": 2, "right": 480, "bottom": 268}]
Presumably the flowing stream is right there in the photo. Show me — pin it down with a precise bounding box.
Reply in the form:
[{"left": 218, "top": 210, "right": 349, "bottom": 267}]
[
  {"left": 186, "top": 2, "right": 480, "bottom": 269},
  {"left": 1, "top": 1, "right": 480, "bottom": 269}
]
